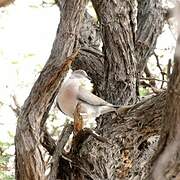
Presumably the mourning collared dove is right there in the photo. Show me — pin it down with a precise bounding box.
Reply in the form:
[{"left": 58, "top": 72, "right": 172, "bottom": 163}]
[{"left": 56, "top": 69, "right": 120, "bottom": 120}]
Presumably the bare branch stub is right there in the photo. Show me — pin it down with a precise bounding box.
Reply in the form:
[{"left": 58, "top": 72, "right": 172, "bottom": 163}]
[
  {"left": 71, "top": 128, "right": 109, "bottom": 155},
  {"left": 72, "top": 102, "right": 109, "bottom": 154}
]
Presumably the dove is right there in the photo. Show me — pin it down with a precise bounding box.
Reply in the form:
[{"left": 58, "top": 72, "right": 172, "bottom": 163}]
[{"left": 56, "top": 69, "right": 120, "bottom": 120}]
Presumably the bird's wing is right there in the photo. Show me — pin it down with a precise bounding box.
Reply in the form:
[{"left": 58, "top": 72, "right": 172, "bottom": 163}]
[{"left": 77, "top": 87, "right": 111, "bottom": 106}]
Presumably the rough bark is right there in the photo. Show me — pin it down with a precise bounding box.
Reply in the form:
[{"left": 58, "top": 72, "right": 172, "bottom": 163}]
[
  {"left": 91, "top": 0, "right": 137, "bottom": 105},
  {"left": 15, "top": 0, "right": 85, "bottom": 179},
  {"left": 73, "top": 0, "right": 165, "bottom": 102},
  {"left": 79, "top": 11, "right": 101, "bottom": 49}
]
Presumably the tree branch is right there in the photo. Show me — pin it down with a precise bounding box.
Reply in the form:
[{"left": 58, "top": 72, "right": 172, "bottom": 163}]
[{"left": 9, "top": 94, "right": 21, "bottom": 117}]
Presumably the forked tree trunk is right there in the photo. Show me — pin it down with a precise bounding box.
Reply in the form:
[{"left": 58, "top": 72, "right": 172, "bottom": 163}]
[{"left": 15, "top": 0, "right": 180, "bottom": 179}]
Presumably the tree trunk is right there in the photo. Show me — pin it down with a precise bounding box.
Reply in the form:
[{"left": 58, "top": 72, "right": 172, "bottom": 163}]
[{"left": 15, "top": 0, "right": 85, "bottom": 179}]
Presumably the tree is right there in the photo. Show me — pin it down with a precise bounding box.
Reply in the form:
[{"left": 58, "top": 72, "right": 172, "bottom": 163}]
[{"left": 15, "top": 0, "right": 180, "bottom": 179}]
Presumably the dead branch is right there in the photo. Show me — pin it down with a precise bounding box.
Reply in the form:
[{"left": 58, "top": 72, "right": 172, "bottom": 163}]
[
  {"left": 140, "top": 81, "right": 164, "bottom": 94},
  {"left": 9, "top": 94, "right": 21, "bottom": 117}
]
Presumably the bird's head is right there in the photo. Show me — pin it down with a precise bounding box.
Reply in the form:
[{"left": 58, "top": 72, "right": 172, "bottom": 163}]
[{"left": 71, "top": 70, "right": 93, "bottom": 91}]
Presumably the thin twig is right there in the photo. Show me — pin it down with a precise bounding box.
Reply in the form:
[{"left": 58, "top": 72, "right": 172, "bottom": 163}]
[
  {"left": 153, "top": 52, "right": 167, "bottom": 88},
  {"left": 9, "top": 94, "right": 21, "bottom": 117}
]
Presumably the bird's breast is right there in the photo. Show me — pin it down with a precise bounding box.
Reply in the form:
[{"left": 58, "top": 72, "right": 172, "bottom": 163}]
[{"left": 57, "top": 85, "right": 78, "bottom": 118}]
